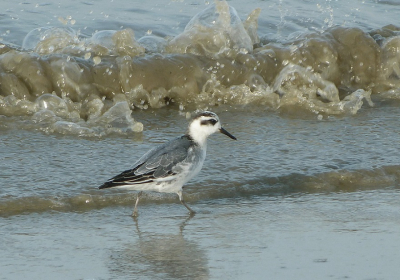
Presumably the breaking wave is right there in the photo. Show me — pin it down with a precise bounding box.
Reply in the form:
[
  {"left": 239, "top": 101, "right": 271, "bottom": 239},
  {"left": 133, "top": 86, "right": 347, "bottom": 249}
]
[{"left": 1, "top": 1, "right": 400, "bottom": 135}]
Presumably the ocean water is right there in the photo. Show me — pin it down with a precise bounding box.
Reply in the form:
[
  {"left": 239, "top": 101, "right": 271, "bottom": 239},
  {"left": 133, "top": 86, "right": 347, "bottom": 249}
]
[{"left": 1, "top": 0, "right": 400, "bottom": 279}]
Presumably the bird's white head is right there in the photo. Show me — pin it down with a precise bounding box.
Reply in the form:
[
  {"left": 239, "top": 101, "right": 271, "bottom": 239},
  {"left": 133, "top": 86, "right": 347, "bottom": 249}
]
[{"left": 188, "top": 111, "right": 236, "bottom": 146}]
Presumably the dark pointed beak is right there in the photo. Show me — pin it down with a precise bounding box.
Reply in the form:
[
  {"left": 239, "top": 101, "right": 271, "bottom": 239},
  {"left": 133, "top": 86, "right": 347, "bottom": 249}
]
[{"left": 219, "top": 127, "right": 237, "bottom": 140}]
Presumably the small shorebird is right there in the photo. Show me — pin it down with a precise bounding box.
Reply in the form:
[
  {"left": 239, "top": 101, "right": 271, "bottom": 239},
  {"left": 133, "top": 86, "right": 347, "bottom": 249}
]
[{"left": 99, "top": 111, "right": 236, "bottom": 216}]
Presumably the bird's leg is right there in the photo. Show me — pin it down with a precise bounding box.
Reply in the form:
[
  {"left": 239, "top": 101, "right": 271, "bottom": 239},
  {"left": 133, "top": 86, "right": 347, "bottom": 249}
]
[
  {"left": 177, "top": 190, "right": 195, "bottom": 215},
  {"left": 132, "top": 191, "right": 143, "bottom": 217}
]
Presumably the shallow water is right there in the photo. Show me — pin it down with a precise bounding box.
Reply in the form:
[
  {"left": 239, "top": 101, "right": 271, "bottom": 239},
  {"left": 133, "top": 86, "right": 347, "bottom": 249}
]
[
  {"left": 2, "top": 191, "right": 400, "bottom": 280},
  {"left": 1, "top": 0, "right": 400, "bottom": 279}
]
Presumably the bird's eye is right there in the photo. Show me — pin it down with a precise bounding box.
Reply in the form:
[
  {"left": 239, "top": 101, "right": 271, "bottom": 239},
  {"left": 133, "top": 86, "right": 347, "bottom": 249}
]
[
  {"left": 201, "top": 118, "right": 218, "bottom": 125},
  {"left": 209, "top": 119, "right": 217, "bottom": 125}
]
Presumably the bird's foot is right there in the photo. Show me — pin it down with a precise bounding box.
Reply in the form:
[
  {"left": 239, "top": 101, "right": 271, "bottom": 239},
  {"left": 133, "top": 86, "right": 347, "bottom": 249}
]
[{"left": 132, "top": 210, "right": 139, "bottom": 217}]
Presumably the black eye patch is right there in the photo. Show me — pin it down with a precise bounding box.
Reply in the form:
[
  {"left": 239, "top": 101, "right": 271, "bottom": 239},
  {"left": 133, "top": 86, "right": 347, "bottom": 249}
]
[{"left": 201, "top": 119, "right": 218, "bottom": 125}]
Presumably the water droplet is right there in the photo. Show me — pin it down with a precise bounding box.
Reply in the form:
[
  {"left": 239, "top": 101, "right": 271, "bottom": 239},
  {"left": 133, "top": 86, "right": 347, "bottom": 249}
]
[{"left": 93, "top": 56, "right": 101, "bottom": 65}]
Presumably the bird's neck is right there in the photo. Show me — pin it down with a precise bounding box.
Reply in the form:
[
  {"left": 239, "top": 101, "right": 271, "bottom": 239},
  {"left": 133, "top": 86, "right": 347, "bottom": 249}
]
[{"left": 187, "top": 130, "right": 208, "bottom": 147}]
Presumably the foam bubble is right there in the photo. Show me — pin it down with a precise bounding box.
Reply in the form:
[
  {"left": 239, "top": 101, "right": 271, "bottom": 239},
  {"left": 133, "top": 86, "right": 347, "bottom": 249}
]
[
  {"left": 22, "top": 26, "right": 145, "bottom": 58},
  {"left": 112, "top": 29, "right": 145, "bottom": 57},
  {"left": 52, "top": 121, "right": 95, "bottom": 136},
  {"left": 28, "top": 27, "right": 79, "bottom": 54},
  {"left": 138, "top": 35, "right": 168, "bottom": 53},
  {"left": 274, "top": 64, "right": 340, "bottom": 103},
  {"left": 36, "top": 94, "right": 69, "bottom": 117},
  {"left": 272, "top": 64, "right": 374, "bottom": 115},
  {"left": 32, "top": 109, "right": 57, "bottom": 123},
  {"left": 89, "top": 101, "right": 143, "bottom": 133},
  {"left": 167, "top": 1, "right": 256, "bottom": 56}
]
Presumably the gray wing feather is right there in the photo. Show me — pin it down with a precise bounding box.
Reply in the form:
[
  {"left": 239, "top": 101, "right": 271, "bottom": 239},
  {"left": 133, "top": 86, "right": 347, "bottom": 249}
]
[{"left": 134, "top": 136, "right": 193, "bottom": 178}]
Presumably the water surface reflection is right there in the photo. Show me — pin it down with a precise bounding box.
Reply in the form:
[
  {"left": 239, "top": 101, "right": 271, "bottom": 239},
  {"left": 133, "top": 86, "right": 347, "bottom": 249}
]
[{"left": 108, "top": 215, "right": 209, "bottom": 280}]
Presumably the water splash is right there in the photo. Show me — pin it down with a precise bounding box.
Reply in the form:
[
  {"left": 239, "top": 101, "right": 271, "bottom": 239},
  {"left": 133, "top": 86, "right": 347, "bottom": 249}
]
[
  {"left": 166, "top": 0, "right": 257, "bottom": 57},
  {"left": 1, "top": 0, "right": 400, "bottom": 136}
]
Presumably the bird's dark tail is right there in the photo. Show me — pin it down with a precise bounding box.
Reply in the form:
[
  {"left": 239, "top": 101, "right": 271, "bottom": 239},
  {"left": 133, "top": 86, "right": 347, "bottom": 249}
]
[
  {"left": 99, "top": 180, "right": 132, "bottom": 189},
  {"left": 99, "top": 168, "right": 138, "bottom": 189},
  {"left": 98, "top": 166, "right": 151, "bottom": 189},
  {"left": 98, "top": 180, "right": 116, "bottom": 189}
]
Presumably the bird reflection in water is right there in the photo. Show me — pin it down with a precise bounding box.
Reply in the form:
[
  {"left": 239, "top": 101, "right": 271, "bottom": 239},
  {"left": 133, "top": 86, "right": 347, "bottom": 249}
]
[{"left": 108, "top": 214, "right": 209, "bottom": 280}]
